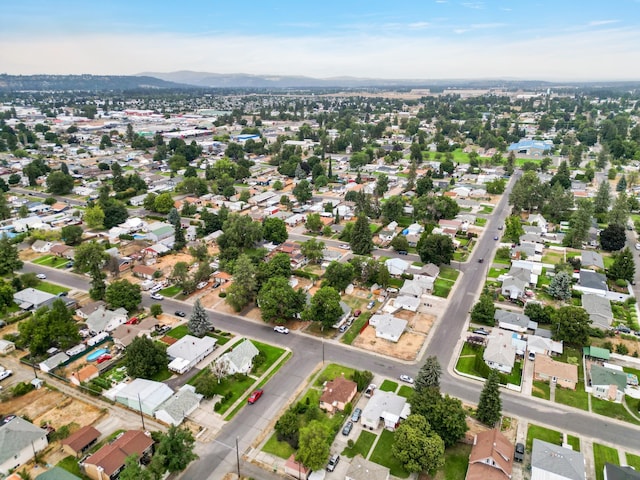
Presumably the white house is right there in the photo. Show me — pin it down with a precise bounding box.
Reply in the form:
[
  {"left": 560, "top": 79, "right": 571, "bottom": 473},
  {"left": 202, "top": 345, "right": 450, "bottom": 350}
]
[
  {"left": 531, "top": 439, "right": 585, "bottom": 480},
  {"left": 166, "top": 335, "right": 217, "bottom": 374},
  {"left": 107, "top": 378, "right": 174, "bottom": 416},
  {"left": 85, "top": 306, "right": 128, "bottom": 333},
  {"left": 31, "top": 240, "right": 53, "bottom": 253},
  {"left": 368, "top": 313, "right": 407, "bottom": 343},
  {"left": 216, "top": 339, "right": 259, "bottom": 375},
  {"left": 384, "top": 257, "right": 409, "bottom": 276},
  {"left": 361, "top": 390, "right": 410, "bottom": 431},
  {"left": 154, "top": 385, "right": 203, "bottom": 426},
  {"left": 483, "top": 330, "right": 516, "bottom": 374},
  {"left": 0, "top": 417, "right": 49, "bottom": 475}
]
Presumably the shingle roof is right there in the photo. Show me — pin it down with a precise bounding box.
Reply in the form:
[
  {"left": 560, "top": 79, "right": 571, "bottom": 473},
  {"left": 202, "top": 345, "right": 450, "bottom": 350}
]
[
  {"left": 61, "top": 425, "right": 100, "bottom": 453},
  {"left": 0, "top": 417, "right": 47, "bottom": 466},
  {"left": 531, "top": 439, "right": 585, "bottom": 480},
  {"left": 83, "top": 430, "right": 153, "bottom": 477},
  {"left": 35, "top": 467, "right": 81, "bottom": 480},
  {"left": 467, "top": 428, "right": 514, "bottom": 480},
  {"left": 590, "top": 364, "right": 627, "bottom": 390}
]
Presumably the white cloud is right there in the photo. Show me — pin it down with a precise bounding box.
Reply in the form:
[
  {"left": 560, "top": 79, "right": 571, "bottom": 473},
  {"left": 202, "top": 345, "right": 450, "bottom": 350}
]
[
  {"left": 588, "top": 20, "right": 619, "bottom": 26},
  {"left": 0, "top": 27, "right": 639, "bottom": 81}
]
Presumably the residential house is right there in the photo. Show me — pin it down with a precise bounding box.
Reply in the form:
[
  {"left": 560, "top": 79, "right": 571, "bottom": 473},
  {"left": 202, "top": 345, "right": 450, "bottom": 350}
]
[
  {"left": 216, "top": 339, "right": 259, "bottom": 375},
  {"left": 581, "top": 294, "right": 613, "bottom": 329},
  {"left": 0, "top": 339, "right": 16, "bottom": 355},
  {"left": 533, "top": 355, "right": 578, "bottom": 390},
  {"left": 384, "top": 257, "right": 409, "bottom": 276},
  {"left": 0, "top": 417, "right": 49, "bottom": 475},
  {"left": 494, "top": 310, "right": 536, "bottom": 333},
  {"left": 284, "top": 454, "right": 311, "bottom": 479},
  {"left": 361, "top": 390, "right": 411, "bottom": 431},
  {"left": 604, "top": 463, "right": 640, "bottom": 480},
  {"left": 50, "top": 243, "right": 75, "bottom": 259},
  {"left": 167, "top": 335, "right": 217, "bottom": 374},
  {"left": 393, "top": 295, "right": 420, "bottom": 312},
  {"left": 146, "top": 223, "right": 175, "bottom": 242},
  {"left": 69, "top": 364, "right": 99, "bottom": 386},
  {"left": 106, "top": 378, "right": 174, "bottom": 416},
  {"left": 82, "top": 430, "right": 154, "bottom": 480},
  {"left": 154, "top": 385, "right": 204, "bottom": 426},
  {"left": 132, "top": 265, "right": 158, "bottom": 280},
  {"left": 590, "top": 364, "right": 627, "bottom": 403},
  {"left": 399, "top": 276, "right": 434, "bottom": 297},
  {"left": 531, "top": 439, "right": 585, "bottom": 480},
  {"left": 576, "top": 270, "right": 608, "bottom": 295},
  {"left": 319, "top": 376, "right": 358, "bottom": 414},
  {"left": 528, "top": 214, "right": 548, "bottom": 233},
  {"left": 39, "top": 352, "right": 70, "bottom": 372},
  {"left": 61, "top": 425, "right": 100, "bottom": 457},
  {"left": 466, "top": 428, "right": 514, "bottom": 480},
  {"left": 31, "top": 240, "right": 53, "bottom": 253},
  {"left": 346, "top": 455, "right": 390, "bottom": 480},
  {"left": 527, "top": 334, "right": 563, "bottom": 356},
  {"left": 86, "top": 306, "right": 128, "bottom": 333},
  {"left": 483, "top": 330, "right": 517, "bottom": 374},
  {"left": 581, "top": 250, "right": 605, "bottom": 271},
  {"left": 368, "top": 313, "right": 408, "bottom": 343},
  {"left": 76, "top": 300, "right": 106, "bottom": 319},
  {"left": 501, "top": 275, "right": 528, "bottom": 300},
  {"left": 13, "top": 288, "right": 57, "bottom": 310},
  {"left": 111, "top": 317, "right": 157, "bottom": 348}
]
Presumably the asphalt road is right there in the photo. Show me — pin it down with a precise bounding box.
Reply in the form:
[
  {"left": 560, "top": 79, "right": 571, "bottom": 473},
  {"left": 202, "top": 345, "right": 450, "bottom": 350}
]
[{"left": 21, "top": 178, "right": 640, "bottom": 477}]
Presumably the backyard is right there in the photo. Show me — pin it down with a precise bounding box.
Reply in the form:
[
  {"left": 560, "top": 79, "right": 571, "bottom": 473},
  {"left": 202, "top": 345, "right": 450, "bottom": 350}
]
[{"left": 369, "top": 429, "right": 410, "bottom": 478}]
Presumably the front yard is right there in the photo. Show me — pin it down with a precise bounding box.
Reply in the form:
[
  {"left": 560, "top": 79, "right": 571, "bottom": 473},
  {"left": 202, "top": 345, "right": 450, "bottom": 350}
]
[
  {"left": 369, "top": 429, "right": 410, "bottom": 478},
  {"left": 593, "top": 443, "right": 620, "bottom": 480},
  {"left": 36, "top": 281, "right": 70, "bottom": 295}
]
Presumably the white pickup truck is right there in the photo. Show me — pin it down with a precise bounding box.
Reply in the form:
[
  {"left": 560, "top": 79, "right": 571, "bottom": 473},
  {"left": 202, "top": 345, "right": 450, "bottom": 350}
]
[{"left": 0, "top": 368, "right": 13, "bottom": 381}]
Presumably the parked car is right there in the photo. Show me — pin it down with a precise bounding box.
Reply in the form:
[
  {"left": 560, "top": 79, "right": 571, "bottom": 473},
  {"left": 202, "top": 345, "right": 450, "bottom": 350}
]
[
  {"left": 97, "top": 354, "right": 112, "bottom": 364},
  {"left": 339, "top": 324, "right": 348, "bottom": 333},
  {"left": 196, "top": 281, "right": 209, "bottom": 290},
  {"left": 473, "top": 328, "right": 490, "bottom": 336},
  {"left": 528, "top": 351, "right": 536, "bottom": 361},
  {"left": 498, "top": 225, "right": 504, "bottom": 230},
  {"left": 36, "top": 273, "right": 47, "bottom": 279},
  {"left": 174, "top": 311, "right": 186, "bottom": 317},
  {"left": 339, "top": 244, "right": 350, "bottom": 250},
  {"left": 351, "top": 407, "right": 362, "bottom": 423},
  {"left": 126, "top": 317, "right": 138, "bottom": 325},
  {"left": 326, "top": 454, "right": 340, "bottom": 472},
  {"left": 1, "top": 414, "right": 16, "bottom": 424},
  {"left": 364, "top": 384, "right": 376, "bottom": 398},
  {"left": 397, "top": 250, "right": 408, "bottom": 255},
  {"left": 150, "top": 293, "right": 164, "bottom": 300},
  {"left": 494, "top": 236, "right": 499, "bottom": 240},
  {"left": 366, "top": 300, "right": 375, "bottom": 309},
  {"left": 342, "top": 421, "right": 353, "bottom": 436},
  {"left": 0, "top": 370, "right": 13, "bottom": 381},
  {"left": 274, "top": 325, "right": 289, "bottom": 334},
  {"left": 247, "top": 389, "right": 264, "bottom": 404},
  {"left": 399, "top": 374, "right": 414, "bottom": 384},
  {"left": 0, "top": 320, "right": 6, "bottom": 328},
  {"left": 353, "top": 309, "right": 362, "bottom": 317},
  {"left": 514, "top": 442, "right": 525, "bottom": 462},
  {"left": 617, "top": 325, "right": 632, "bottom": 334}
]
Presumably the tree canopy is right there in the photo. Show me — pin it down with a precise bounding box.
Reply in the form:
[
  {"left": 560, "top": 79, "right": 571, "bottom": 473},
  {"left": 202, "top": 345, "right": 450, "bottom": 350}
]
[
  {"left": 188, "top": 299, "right": 212, "bottom": 337},
  {"left": 105, "top": 280, "right": 141, "bottom": 312},
  {"left": 302, "top": 286, "right": 343, "bottom": 329},
  {"left": 476, "top": 369, "right": 502, "bottom": 426},
  {"left": 125, "top": 336, "right": 167, "bottom": 379},
  {"left": 416, "top": 233, "right": 454, "bottom": 265},
  {"left": 392, "top": 414, "right": 445, "bottom": 474}
]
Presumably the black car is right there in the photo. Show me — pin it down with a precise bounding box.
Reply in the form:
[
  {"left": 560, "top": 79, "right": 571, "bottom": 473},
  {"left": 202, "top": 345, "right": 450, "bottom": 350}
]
[
  {"left": 174, "top": 311, "right": 186, "bottom": 317},
  {"left": 342, "top": 421, "right": 353, "bottom": 436},
  {"left": 514, "top": 442, "right": 525, "bottom": 462}
]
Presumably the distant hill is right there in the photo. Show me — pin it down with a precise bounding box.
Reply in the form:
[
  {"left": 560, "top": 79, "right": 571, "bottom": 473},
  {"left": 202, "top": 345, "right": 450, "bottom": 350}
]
[{"left": 0, "top": 74, "right": 194, "bottom": 92}]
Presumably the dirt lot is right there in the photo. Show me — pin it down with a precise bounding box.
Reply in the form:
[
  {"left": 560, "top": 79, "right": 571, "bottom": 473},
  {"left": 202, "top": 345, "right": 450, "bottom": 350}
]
[{"left": 353, "top": 325, "right": 426, "bottom": 361}]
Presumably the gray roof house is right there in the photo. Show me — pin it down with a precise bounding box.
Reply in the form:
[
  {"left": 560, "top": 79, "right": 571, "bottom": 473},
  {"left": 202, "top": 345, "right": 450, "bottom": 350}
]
[
  {"left": 167, "top": 335, "right": 217, "bottom": 374},
  {"left": 216, "top": 339, "right": 259, "bottom": 375},
  {"left": 361, "top": 390, "right": 411, "bottom": 431},
  {"left": 0, "top": 417, "right": 49, "bottom": 475},
  {"left": 107, "top": 378, "right": 174, "bottom": 416},
  {"left": 154, "top": 385, "right": 203, "bottom": 426},
  {"left": 346, "top": 454, "right": 390, "bottom": 480},
  {"left": 86, "top": 306, "right": 128, "bottom": 333},
  {"left": 531, "top": 439, "right": 585, "bottom": 480},
  {"left": 604, "top": 463, "right": 640, "bottom": 480},
  {"left": 13, "top": 288, "right": 57, "bottom": 310},
  {"left": 501, "top": 276, "right": 527, "bottom": 300},
  {"left": 578, "top": 270, "right": 608, "bottom": 293},
  {"left": 368, "top": 313, "right": 408, "bottom": 343},
  {"left": 581, "top": 294, "right": 613, "bottom": 329},
  {"left": 494, "top": 309, "right": 536, "bottom": 333},
  {"left": 581, "top": 250, "right": 605, "bottom": 270},
  {"left": 483, "top": 330, "right": 516, "bottom": 374},
  {"left": 39, "top": 351, "right": 70, "bottom": 372},
  {"left": 590, "top": 364, "right": 627, "bottom": 403}
]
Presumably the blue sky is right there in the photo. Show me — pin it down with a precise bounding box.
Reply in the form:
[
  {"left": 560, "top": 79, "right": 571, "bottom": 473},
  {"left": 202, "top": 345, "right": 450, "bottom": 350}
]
[{"left": 1, "top": 0, "right": 640, "bottom": 81}]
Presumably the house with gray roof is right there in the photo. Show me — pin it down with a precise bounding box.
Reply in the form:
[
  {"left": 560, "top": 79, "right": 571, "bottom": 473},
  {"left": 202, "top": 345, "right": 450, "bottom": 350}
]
[
  {"left": 483, "top": 330, "right": 516, "bottom": 374},
  {"left": 361, "top": 390, "right": 411, "bottom": 431},
  {"left": 216, "top": 339, "right": 259, "bottom": 375},
  {"left": 154, "top": 385, "right": 203, "bottom": 426},
  {"left": 577, "top": 270, "right": 608, "bottom": 293},
  {"left": 108, "top": 378, "right": 174, "bottom": 415},
  {"left": 590, "top": 364, "right": 627, "bottom": 403},
  {"left": 86, "top": 306, "right": 128, "bottom": 333},
  {"left": 0, "top": 417, "right": 49, "bottom": 475},
  {"left": 604, "top": 463, "right": 640, "bottom": 480},
  {"left": 581, "top": 250, "right": 605, "bottom": 270},
  {"left": 531, "top": 439, "right": 585, "bottom": 480},
  {"left": 369, "top": 313, "right": 407, "bottom": 343},
  {"left": 13, "top": 288, "right": 57, "bottom": 310},
  {"left": 494, "top": 309, "right": 536, "bottom": 333},
  {"left": 39, "top": 351, "right": 70, "bottom": 372},
  {"left": 581, "top": 294, "right": 613, "bottom": 329},
  {"left": 501, "top": 276, "right": 527, "bottom": 300},
  {"left": 346, "top": 454, "right": 390, "bottom": 480},
  {"left": 167, "top": 335, "right": 217, "bottom": 374}
]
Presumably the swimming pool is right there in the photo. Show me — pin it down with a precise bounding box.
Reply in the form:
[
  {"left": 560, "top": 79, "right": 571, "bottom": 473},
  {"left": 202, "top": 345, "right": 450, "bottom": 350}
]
[{"left": 87, "top": 348, "right": 109, "bottom": 361}]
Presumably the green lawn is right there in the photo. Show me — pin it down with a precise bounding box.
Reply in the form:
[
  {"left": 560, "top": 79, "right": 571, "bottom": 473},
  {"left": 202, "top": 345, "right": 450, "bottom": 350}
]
[
  {"left": 567, "top": 435, "right": 580, "bottom": 452},
  {"left": 57, "top": 456, "right": 91, "bottom": 479},
  {"left": 262, "top": 433, "right": 295, "bottom": 459},
  {"left": 342, "top": 430, "right": 377, "bottom": 458},
  {"left": 397, "top": 385, "right": 414, "bottom": 399},
  {"left": 208, "top": 331, "right": 232, "bottom": 345},
  {"left": 475, "top": 217, "right": 487, "bottom": 226},
  {"left": 432, "top": 443, "right": 472, "bottom": 480},
  {"left": 592, "top": 397, "right": 640, "bottom": 425},
  {"left": 488, "top": 267, "right": 507, "bottom": 278},
  {"left": 167, "top": 324, "right": 189, "bottom": 339},
  {"left": 35, "top": 281, "right": 70, "bottom": 295},
  {"left": 593, "top": 443, "right": 620, "bottom": 480},
  {"left": 314, "top": 363, "right": 357, "bottom": 387},
  {"left": 159, "top": 285, "right": 181, "bottom": 297},
  {"left": 433, "top": 278, "right": 454, "bottom": 298},
  {"left": 554, "top": 383, "right": 589, "bottom": 411},
  {"left": 369, "top": 429, "right": 410, "bottom": 478},
  {"left": 626, "top": 453, "right": 640, "bottom": 470},
  {"left": 526, "top": 424, "right": 562, "bottom": 451},
  {"left": 439, "top": 266, "right": 460, "bottom": 282},
  {"left": 480, "top": 205, "right": 494, "bottom": 214},
  {"left": 379, "top": 379, "right": 398, "bottom": 392},
  {"left": 150, "top": 366, "right": 172, "bottom": 382},
  {"left": 532, "top": 380, "right": 550, "bottom": 400},
  {"left": 212, "top": 374, "right": 256, "bottom": 415},
  {"left": 342, "top": 312, "right": 370, "bottom": 345},
  {"left": 33, "top": 254, "right": 69, "bottom": 268},
  {"left": 251, "top": 340, "right": 286, "bottom": 376}
]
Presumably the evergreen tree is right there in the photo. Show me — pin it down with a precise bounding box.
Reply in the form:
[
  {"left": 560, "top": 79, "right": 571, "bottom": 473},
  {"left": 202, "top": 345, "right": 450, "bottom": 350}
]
[
  {"left": 548, "top": 270, "right": 572, "bottom": 301},
  {"left": 617, "top": 175, "right": 627, "bottom": 192},
  {"left": 188, "top": 299, "right": 212, "bottom": 337},
  {"left": 350, "top": 213, "right": 374, "bottom": 255},
  {"left": 609, "top": 247, "right": 636, "bottom": 282},
  {"left": 593, "top": 181, "right": 611, "bottom": 215},
  {"left": 477, "top": 369, "right": 502, "bottom": 426},
  {"left": 0, "top": 235, "right": 23, "bottom": 275},
  {"left": 415, "top": 356, "right": 442, "bottom": 393},
  {"left": 608, "top": 191, "right": 630, "bottom": 228}
]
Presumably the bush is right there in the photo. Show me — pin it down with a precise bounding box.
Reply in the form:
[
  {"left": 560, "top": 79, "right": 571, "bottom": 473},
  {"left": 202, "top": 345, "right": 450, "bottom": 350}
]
[
  {"left": 616, "top": 344, "right": 629, "bottom": 355},
  {"left": 219, "top": 292, "right": 227, "bottom": 298},
  {"left": 616, "top": 279, "right": 628, "bottom": 288},
  {"left": 12, "top": 382, "right": 35, "bottom": 397}
]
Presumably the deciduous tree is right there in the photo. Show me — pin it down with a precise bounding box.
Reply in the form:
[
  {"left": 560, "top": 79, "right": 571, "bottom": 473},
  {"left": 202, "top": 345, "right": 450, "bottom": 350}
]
[
  {"left": 84, "top": 205, "right": 105, "bottom": 229},
  {"left": 416, "top": 233, "right": 454, "bottom": 265},
  {"left": 125, "top": 336, "right": 167, "bottom": 379},
  {"left": 296, "top": 421, "right": 330, "bottom": 471},
  {"left": 392, "top": 414, "right": 444, "bottom": 474},
  {"left": 323, "top": 261, "right": 355, "bottom": 292},
  {"left": 258, "top": 276, "right": 306, "bottom": 322},
  {"left": 262, "top": 217, "right": 288, "bottom": 244},
  {"left": 608, "top": 247, "right": 635, "bottom": 282},
  {"left": 61, "top": 225, "right": 83, "bottom": 245},
  {"left": 225, "top": 254, "right": 257, "bottom": 311},
  {"left": 302, "top": 286, "right": 343, "bottom": 330},
  {"left": 300, "top": 238, "right": 325, "bottom": 264},
  {"left": 470, "top": 293, "right": 496, "bottom": 325},
  {"left": 553, "top": 305, "right": 592, "bottom": 346},
  {"left": 105, "top": 280, "right": 141, "bottom": 312},
  {"left": 154, "top": 426, "right": 198, "bottom": 474}
]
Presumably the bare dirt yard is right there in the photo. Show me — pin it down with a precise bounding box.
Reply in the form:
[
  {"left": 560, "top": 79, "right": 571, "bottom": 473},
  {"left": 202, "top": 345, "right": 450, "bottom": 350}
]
[
  {"left": 353, "top": 325, "right": 425, "bottom": 361},
  {"left": 395, "top": 310, "right": 435, "bottom": 335}
]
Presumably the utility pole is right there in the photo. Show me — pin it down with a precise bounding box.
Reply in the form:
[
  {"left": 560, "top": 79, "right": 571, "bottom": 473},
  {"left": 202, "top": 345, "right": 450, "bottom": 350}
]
[
  {"left": 137, "top": 393, "right": 146, "bottom": 430},
  {"left": 236, "top": 437, "right": 241, "bottom": 479}
]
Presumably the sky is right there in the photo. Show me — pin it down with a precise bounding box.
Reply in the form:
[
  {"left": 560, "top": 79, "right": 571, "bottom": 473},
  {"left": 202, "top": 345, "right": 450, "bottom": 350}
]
[{"left": 1, "top": 0, "right": 640, "bottom": 81}]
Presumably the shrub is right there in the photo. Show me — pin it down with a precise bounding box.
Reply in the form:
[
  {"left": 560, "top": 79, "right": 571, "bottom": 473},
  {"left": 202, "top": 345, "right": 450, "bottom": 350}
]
[
  {"left": 12, "top": 382, "right": 34, "bottom": 397},
  {"left": 219, "top": 292, "right": 227, "bottom": 298},
  {"left": 616, "top": 279, "right": 627, "bottom": 288},
  {"left": 616, "top": 344, "right": 629, "bottom": 355}
]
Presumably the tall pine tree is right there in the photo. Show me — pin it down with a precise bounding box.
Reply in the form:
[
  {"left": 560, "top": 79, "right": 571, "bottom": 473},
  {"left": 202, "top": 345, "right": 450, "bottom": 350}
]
[
  {"left": 415, "top": 356, "right": 442, "bottom": 393},
  {"left": 477, "top": 369, "right": 502, "bottom": 426},
  {"left": 350, "top": 213, "right": 374, "bottom": 255},
  {"left": 188, "top": 299, "right": 212, "bottom": 337}
]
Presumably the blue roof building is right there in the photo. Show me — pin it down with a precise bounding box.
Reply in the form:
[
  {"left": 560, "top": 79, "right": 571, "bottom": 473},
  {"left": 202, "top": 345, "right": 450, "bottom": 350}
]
[{"left": 507, "top": 140, "right": 553, "bottom": 156}]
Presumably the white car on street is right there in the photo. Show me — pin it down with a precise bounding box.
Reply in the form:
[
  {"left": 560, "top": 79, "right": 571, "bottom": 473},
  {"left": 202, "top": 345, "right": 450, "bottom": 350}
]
[
  {"left": 399, "top": 374, "right": 414, "bottom": 384},
  {"left": 274, "top": 326, "right": 289, "bottom": 334},
  {"left": 150, "top": 293, "right": 164, "bottom": 300},
  {"left": 36, "top": 273, "right": 47, "bottom": 279}
]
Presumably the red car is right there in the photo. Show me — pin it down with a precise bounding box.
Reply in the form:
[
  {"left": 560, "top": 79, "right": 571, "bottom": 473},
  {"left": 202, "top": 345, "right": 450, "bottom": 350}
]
[
  {"left": 97, "top": 354, "right": 112, "bottom": 364},
  {"left": 353, "top": 310, "right": 362, "bottom": 317},
  {"left": 247, "top": 389, "right": 264, "bottom": 404},
  {"left": 126, "top": 317, "right": 138, "bottom": 325}
]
